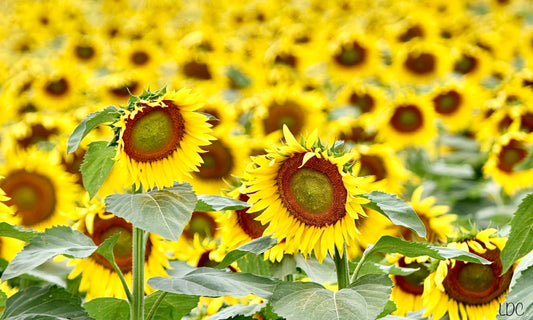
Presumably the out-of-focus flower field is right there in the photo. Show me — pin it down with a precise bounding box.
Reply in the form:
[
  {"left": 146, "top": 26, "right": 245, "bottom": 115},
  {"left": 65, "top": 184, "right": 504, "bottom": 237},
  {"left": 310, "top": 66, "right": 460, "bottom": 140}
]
[{"left": 1, "top": 0, "right": 533, "bottom": 319}]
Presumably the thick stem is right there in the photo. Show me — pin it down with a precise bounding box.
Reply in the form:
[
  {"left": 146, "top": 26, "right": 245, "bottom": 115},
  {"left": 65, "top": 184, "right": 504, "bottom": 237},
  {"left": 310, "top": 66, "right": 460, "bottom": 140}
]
[
  {"left": 131, "top": 227, "right": 145, "bottom": 320},
  {"left": 109, "top": 256, "right": 133, "bottom": 303},
  {"left": 334, "top": 243, "right": 349, "bottom": 290}
]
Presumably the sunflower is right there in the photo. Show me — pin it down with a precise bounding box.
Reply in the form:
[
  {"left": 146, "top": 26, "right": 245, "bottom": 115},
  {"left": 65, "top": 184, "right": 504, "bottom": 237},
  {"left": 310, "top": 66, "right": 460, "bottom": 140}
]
[
  {"left": 61, "top": 33, "right": 106, "bottom": 69},
  {"left": 244, "top": 126, "right": 372, "bottom": 262},
  {"left": 388, "top": 255, "right": 431, "bottom": 316},
  {"left": 385, "top": 8, "right": 440, "bottom": 44},
  {"left": 113, "top": 88, "right": 214, "bottom": 191},
  {"left": 327, "top": 116, "right": 378, "bottom": 146},
  {"left": 393, "top": 186, "right": 457, "bottom": 244},
  {"left": 353, "top": 144, "right": 409, "bottom": 195},
  {"left": 96, "top": 71, "right": 147, "bottom": 106},
  {"left": 113, "top": 38, "right": 162, "bottom": 74},
  {"left": 450, "top": 41, "right": 492, "bottom": 82},
  {"left": 174, "top": 210, "right": 223, "bottom": 257},
  {"left": 377, "top": 92, "right": 437, "bottom": 150},
  {"left": 0, "top": 148, "right": 80, "bottom": 231},
  {"left": 348, "top": 207, "right": 395, "bottom": 259},
  {"left": 335, "top": 81, "right": 388, "bottom": 123},
  {"left": 483, "top": 131, "right": 533, "bottom": 195},
  {"left": 422, "top": 229, "right": 514, "bottom": 320},
  {"left": 67, "top": 198, "right": 171, "bottom": 300}
]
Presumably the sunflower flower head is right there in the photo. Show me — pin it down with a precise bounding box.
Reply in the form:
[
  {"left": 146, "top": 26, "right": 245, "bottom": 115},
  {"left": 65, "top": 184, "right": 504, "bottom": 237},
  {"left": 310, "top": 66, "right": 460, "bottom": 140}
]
[
  {"left": 113, "top": 87, "right": 214, "bottom": 191},
  {"left": 244, "top": 125, "right": 373, "bottom": 262},
  {"left": 422, "top": 228, "right": 513, "bottom": 320}
]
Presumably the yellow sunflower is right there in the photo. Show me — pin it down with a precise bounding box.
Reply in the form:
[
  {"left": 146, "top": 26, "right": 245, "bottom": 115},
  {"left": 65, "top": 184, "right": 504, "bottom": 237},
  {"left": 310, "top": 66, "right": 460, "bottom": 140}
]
[
  {"left": 0, "top": 148, "right": 80, "bottom": 231},
  {"left": 483, "top": 131, "right": 533, "bottom": 195},
  {"left": 113, "top": 88, "right": 214, "bottom": 191},
  {"left": 173, "top": 210, "right": 223, "bottom": 259},
  {"left": 393, "top": 186, "right": 457, "bottom": 244},
  {"left": 96, "top": 71, "right": 147, "bottom": 106},
  {"left": 450, "top": 41, "right": 492, "bottom": 82},
  {"left": 67, "top": 198, "right": 171, "bottom": 300},
  {"left": 113, "top": 38, "right": 162, "bottom": 75},
  {"left": 335, "top": 81, "right": 388, "bottom": 123},
  {"left": 61, "top": 33, "right": 107, "bottom": 70},
  {"left": 388, "top": 255, "right": 431, "bottom": 316},
  {"left": 422, "top": 229, "right": 514, "bottom": 320},
  {"left": 377, "top": 92, "right": 437, "bottom": 150},
  {"left": 244, "top": 126, "right": 372, "bottom": 262},
  {"left": 326, "top": 116, "right": 378, "bottom": 146}
]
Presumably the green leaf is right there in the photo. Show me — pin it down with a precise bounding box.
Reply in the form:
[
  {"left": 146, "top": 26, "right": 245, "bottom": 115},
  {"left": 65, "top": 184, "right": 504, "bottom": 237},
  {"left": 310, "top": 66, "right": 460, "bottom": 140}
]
[
  {"left": 67, "top": 106, "right": 120, "bottom": 154},
  {"left": 1, "top": 285, "right": 93, "bottom": 320},
  {"left": 81, "top": 141, "right": 116, "bottom": 199},
  {"left": 217, "top": 235, "right": 278, "bottom": 269},
  {"left": 94, "top": 233, "right": 120, "bottom": 263},
  {"left": 366, "top": 236, "right": 490, "bottom": 264},
  {"left": 270, "top": 255, "right": 297, "bottom": 279},
  {"left": 294, "top": 254, "right": 337, "bottom": 284},
  {"left": 206, "top": 302, "right": 266, "bottom": 320},
  {"left": 105, "top": 183, "right": 197, "bottom": 241},
  {"left": 271, "top": 274, "right": 392, "bottom": 320},
  {"left": 144, "top": 291, "right": 199, "bottom": 320},
  {"left": 2, "top": 226, "right": 97, "bottom": 280},
  {"left": 359, "top": 261, "right": 420, "bottom": 276},
  {"left": 148, "top": 268, "right": 280, "bottom": 299},
  {"left": 363, "top": 191, "right": 427, "bottom": 239},
  {"left": 0, "top": 223, "right": 40, "bottom": 242},
  {"left": 84, "top": 297, "right": 129, "bottom": 320},
  {"left": 226, "top": 66, "right": 252, "bottom": 89},
  {"left": 377, "top": 301, "right": 397, "bottom": 319},
  {"left": 195, "top": 195, "right": 250, "bottom": 212},
  {"left": 237, "top": 253, "right": 271, "bottom": 276},
  {"left": 500, "top": 193, "right": 533, "bottom": 273},
  {"left": 497, "top": 250, "right": 533, "bottom": 320},
  {"left": 197, "top": 112, "right": 219, "bottom": 122},
  {"left": 0, "top": 290, "right": 6, "bottom": 308}
]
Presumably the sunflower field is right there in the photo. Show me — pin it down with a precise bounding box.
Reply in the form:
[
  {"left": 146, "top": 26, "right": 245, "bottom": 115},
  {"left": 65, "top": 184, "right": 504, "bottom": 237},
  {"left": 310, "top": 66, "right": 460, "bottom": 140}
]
[{"left": 2, "top": 0, "right": 533, "bottom": 319}]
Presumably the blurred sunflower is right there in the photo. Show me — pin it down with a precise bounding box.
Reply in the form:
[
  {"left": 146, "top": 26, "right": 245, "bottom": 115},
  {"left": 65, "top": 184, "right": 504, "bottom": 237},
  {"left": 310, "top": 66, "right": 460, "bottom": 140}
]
[
  {"left": 244, "top": 126, "right": 372, "bottom": 262},
  {"left": 422, "top": 229, "right": 514, "bottom": 320},
  {"left": 392, "top": 41, "right": 451, "bottom": 84},
  {"left": 113, "top": 38, "right": 162, "bottom": 75},
  {"left": 0, "top": 148, "right": 80, "bottom": 231},
  {"left": 175, "top": 210, "right": 222, "bottom": 255},
  {"left": 96, "top": 71, "right": 146, "bottom": 105},
  {"left": 327, "top": 116, "right": 378, "bottom": 146},
  {"left": 335, "top": 81, "right": 387, "bottom": 123},
  {"left": 386, "top": 9, "right": 439, "bottom": 44},
  {"left": 450, "top": 41, "right": 492, "bottom": 82},
  {"left": 113, "top": 88, "right": 214, "bottom": 190},
  {"left": 68, "top": 198, "right": 170, "bottom": 300},
  {"left": 377, "top": 92, "right": 437, "bottom": 150},
  {"left": 483, "top": 131, "right": 533, "bottom": 195},
  {"left": 61, "top": 33, "right": 106, "bottom": 69}
]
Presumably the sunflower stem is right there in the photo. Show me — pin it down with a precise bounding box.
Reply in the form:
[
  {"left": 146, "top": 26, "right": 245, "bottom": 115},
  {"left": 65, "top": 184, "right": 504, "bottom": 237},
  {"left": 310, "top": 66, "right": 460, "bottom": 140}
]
[
  {"left": 334, "top": 243, "right": 349, "bottom": 290},
  {"left": 131, "top": 227, "right": 145, "bottom": 320},
  {"left": 146, "top": 291, "right": 168, "bottom": 320},
  {"left": 109, "top": 255, "right": 133, "bottom": 303},
  {"left": 350, "top": 248, "right": 370, "bottom": 284}
]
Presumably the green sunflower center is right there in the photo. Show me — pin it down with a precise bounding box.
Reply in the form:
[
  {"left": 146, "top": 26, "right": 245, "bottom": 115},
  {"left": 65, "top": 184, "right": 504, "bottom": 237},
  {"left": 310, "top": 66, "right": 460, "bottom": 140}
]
[
  {"left": 405, "top": 52, "right": 436, "bottom": 75},
  {"left": 1, "top": 170, "right": 57, "bottom": 227},
  {"left": 196, "top": 140, "right": 234, "bottom": 180},
  {"left": 433, "top": 90, "right": 462, "bottom": 115},
  {"left": 75, "top": 45, "right": 95, "bottom": 60},
  {"left": 122, "top": 104, "right": 184, "bottom": 162},
  {"left": 458, "top": 264, "right": 494, "bottom": 292},
  {"left": 497, "top": 140, "right": 528, "bottom": 173},
  {"left": 277, "top": 153, "right": 347, "bottom": 227},
  {"left": 101, "top": 226, "right": 133, "bottom": 259},
  {"left": 358, "top": 154, "right": 387, "bottom": 181},
  {"left": 349, "top": 93, "right": 375, "bottom": 113},
  {"left": 183, "top": 211, "right": 217, "bottom": 240},
  {"left": 454, "top": 55, "right": 478, "bottom": 75},
  {"left": 264, "top": 101, "right": 305, "bottom": 135},
  {"left": 290, "top": 168, "right": 333, "bottom": 213},
  {"left": 334, "top": 42, "right": 367, "bottom": 67},
  {"left": 390, "top": 105, "right": 424, "bottom": 133},
  {"left": 45, "top": 78, "right": 69, "bottom": 96}
]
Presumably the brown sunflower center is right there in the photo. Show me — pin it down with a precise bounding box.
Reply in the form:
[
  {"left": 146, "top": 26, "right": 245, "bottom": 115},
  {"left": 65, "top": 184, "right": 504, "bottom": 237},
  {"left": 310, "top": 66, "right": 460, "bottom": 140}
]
[
  {"left": 520, "top": 112, "right": 533, "bottom": 132},
  {"left": 17, "top": 124, "right": 58, "bottom": 149},
  {"left": 131, "top": 50, "right": 150, "bottom": 66},
  {"left": 90, "top": 215, "right": 152, "bottom": 273},
  {"left": 395, "top": 258, "right": 430, "bottom": 295},
  {"left": 358, "top": 154, "right": 387, "bottom": 181},
  {"left": 122, "top": 104, "right": 184, "bottom": 162},
  {"left": 277, "top": 153, "right": 347, "bottom": 227},
  {"left": 349, "top": 93, "right": 375, "bottom": 113},
  {"left": 182, "top": 211, "right": 217, "bottom": 240},
  {"left": 109, "top": 82, "right": 139, "bottom": 98},
  {"left": 75, "top": 45, "right": 95, "bottom": 60},
  {"left": 236, "top": 193, "right": 266, "bottom": 239},
  {"left": 398, "top": 25, "right": 424, "bottom": 42},
  {"left": 274, "top": 53, "right": 298, "bottom": 68},
  {"left": 390, "top": 105, "right": 424, "bottom": 133},
  {"left": 497, "top": 140, "right": 528, "bottom": 173},
  {"left": 334, "top": 42, "right": 367, "bottom": 67},
  {"left": 339, "top": 126, "right": 376, "bottom": 143},
  {"left": 443, "top": 247, "right": 513, "bottom": 305},
  {"left": 404, "top": 52, "right": 436, "bottom": 75},
  {"left": 1, "top": 170, "right": 56, "bottom": 227},
  {"left": 454, "top": 55, "right": 478, "bottom": 75},
  {"left": 433, "top": 90, "right": 462, "bottom": 115},
  {"left": 196, "top": 140, "right": 233, "bottom": 180},
  {"left": 45, "top": 78, "right": 69, "bottom": 96},
  {"left": 183, "top": 61, "right": 212, "bottom": 80},
  {"left": 264, "top": 101, "right": 305, "bottom": 135}
]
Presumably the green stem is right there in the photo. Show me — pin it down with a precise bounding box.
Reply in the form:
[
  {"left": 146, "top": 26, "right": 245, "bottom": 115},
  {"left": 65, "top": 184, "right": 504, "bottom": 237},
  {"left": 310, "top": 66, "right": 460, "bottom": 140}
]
[
  {"left": 109, "top": 256, "right": 133, "bottom": 303},
  {"left": 334, "top": 243, "right": 349, "bottom": 290},
  {"left": 131, "top": 227, "right": 145, "bottom": 320},
  {"left": 146, "top": 292, "right": 168, "bottom": 320},
  {"left": 350, "top": 249, "right": 369, "bottom": 284}
]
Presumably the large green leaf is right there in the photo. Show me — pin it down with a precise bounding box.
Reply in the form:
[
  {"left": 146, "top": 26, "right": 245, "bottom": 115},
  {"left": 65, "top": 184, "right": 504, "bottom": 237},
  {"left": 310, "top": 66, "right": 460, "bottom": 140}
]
[
  {"left": 363, "top": 191, "right": 427, "bottom": 239},
  {"left": 148, "top": 268, "right": 279, "bottom": 299},
  {"left": 366, "top": 236, "right": 490, "bottom": 264},
  {"left": 206, "top": 302, "right": 266, "bottom": 320},
  {"left": 144, "top": 291, "right": 199, "bottom": 320},
  {"left": 0, "top": 222, "right": 40, "bottom": 242},
  {"left": 67, "top": 106, "right": 120, "bottom": 154},
  {"left": 81, "top": 141, "right": 116, "bottom": 199},
  {"left": 294, "top": 254, "right": 337, "bottom": 284},
  {"left": 500, "top": 193, "right": 533, "bottom": 273},
  {"left": 195, "top": 195, "right": 250, "bottom": 211},
  {"left": 2, "top": 226, "right": 97, "bottom": 280},
  {"left": 83, "top": 297, "right": 129, "bottom": 320},
  {"left": 237, "top": 253, "right": 271, "bottom": 276},
  {"left": 105, "top": 183, "right": 197, "bottom": 241},
  {"left": 497, "top": 251, "right": 533, "bottom": 320},
  {"left": 1, "top": 285, "right": 93, "bottom": 320},
  {"left": 217, "top": 235, "right": 278, "bottom": 269},
  {"left": 271, "top": 274, "right": 392, "bottom": 320}
]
